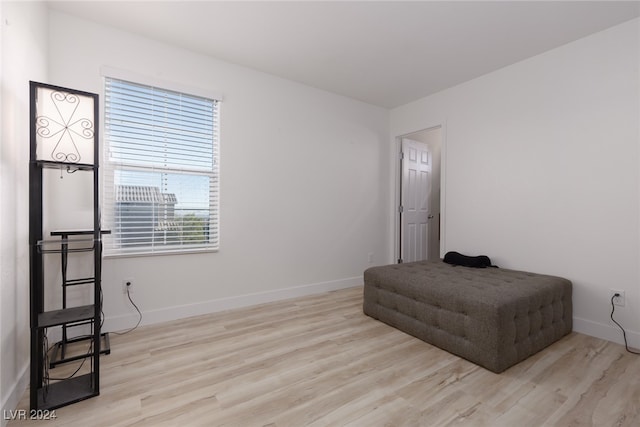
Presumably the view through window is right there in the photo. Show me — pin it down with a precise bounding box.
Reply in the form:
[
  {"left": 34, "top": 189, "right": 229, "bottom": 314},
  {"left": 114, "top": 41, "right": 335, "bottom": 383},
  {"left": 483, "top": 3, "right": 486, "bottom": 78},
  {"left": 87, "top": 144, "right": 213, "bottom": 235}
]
[{"left": 103, "top": 77, "right": 219, "bottom": 255}]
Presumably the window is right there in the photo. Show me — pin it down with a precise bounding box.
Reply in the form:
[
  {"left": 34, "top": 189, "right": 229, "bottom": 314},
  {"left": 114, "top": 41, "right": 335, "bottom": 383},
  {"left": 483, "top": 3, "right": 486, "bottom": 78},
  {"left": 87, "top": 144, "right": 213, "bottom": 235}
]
[{"left": 103, "top": 76, "right": 220, "bottom": 256}]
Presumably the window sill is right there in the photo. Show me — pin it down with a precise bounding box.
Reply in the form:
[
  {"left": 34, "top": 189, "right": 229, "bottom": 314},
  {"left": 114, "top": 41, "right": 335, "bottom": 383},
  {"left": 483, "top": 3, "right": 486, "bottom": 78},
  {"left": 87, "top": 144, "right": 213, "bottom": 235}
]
[{"left": 103, "top": 247, "right": 219, "bottom": 259}]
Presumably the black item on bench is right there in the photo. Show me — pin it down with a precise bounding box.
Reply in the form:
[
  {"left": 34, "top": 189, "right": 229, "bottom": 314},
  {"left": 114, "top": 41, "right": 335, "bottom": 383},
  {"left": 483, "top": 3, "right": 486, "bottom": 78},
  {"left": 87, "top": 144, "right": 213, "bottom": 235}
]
[{"left": 443, "top": 251, "right": 493, "bottom": 268}]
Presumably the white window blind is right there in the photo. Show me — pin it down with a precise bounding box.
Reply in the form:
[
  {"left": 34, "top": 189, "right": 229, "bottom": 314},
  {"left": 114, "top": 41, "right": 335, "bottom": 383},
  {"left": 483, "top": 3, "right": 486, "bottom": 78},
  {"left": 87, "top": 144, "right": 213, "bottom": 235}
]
[{"left": 103, "top": 77, "right": 219, "bottom": 255}]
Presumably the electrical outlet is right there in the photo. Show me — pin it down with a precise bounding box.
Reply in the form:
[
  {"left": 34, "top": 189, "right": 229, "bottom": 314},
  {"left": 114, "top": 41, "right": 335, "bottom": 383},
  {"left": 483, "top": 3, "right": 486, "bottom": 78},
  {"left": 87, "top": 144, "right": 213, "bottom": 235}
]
[
  {"left": 123, "top": 278, "right": 134, "bottom": 294},
  {"left": 368, "top": 253, "right": 374, "bottom": 264},
  {"left": 610, "top": 289, "right": 625, "bottom": 307}
]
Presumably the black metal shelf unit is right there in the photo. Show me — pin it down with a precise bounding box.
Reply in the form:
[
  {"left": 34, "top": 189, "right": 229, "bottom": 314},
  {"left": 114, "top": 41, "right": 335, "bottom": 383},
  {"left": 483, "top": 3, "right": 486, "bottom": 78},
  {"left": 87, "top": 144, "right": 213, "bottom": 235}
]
[
  {"left": 47, "top": 229, "right": 111, "bottom": 369},
  {"left": 29, "top": 81, "right": 104, "bottom": 410}
]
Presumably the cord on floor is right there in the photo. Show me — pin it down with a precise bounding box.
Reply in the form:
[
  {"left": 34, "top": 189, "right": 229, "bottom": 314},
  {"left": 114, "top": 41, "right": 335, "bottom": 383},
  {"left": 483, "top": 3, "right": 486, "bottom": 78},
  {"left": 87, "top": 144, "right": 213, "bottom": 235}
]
[
  {"left": 112, "top": 287, "right": 143, "bottom": 335},
  {"left": 610, "top": 295, "right": 640, "bottom": 355}
]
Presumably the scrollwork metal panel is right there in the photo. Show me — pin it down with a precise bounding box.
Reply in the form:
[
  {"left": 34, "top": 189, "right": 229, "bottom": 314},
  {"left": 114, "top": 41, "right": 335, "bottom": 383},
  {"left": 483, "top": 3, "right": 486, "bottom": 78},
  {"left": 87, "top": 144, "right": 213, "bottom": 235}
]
[{"left": 32, "top": 83, "right": 96, "bottom": 165}]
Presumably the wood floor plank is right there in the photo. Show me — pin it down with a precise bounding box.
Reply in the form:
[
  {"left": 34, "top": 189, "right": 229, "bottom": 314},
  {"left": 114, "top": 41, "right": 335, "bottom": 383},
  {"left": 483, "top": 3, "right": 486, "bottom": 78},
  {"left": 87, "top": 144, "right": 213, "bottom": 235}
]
[{"left": 8, "top": 286, "right": 640, "bottom": 426}]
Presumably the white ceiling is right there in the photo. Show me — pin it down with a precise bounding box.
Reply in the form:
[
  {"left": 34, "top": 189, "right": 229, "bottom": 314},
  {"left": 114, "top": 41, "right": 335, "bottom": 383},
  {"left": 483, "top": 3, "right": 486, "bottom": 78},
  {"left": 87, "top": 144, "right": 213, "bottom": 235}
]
[{"left": 48, "top": 1, "right": 640, "bottom": 109}]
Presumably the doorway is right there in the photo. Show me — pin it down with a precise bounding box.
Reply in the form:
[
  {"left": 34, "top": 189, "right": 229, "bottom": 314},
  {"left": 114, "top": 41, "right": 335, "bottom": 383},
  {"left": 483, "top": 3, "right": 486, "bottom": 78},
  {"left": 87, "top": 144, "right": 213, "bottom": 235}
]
[{"left": 397, "top": 126, "right": 442, "bottom": 263}]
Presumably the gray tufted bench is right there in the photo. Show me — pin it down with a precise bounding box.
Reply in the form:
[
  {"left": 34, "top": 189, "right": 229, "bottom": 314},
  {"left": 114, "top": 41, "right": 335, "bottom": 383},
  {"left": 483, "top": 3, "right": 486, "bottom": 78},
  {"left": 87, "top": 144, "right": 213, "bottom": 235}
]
[{"left": 363, "top": 260, "right": 572, "bottom": 373}]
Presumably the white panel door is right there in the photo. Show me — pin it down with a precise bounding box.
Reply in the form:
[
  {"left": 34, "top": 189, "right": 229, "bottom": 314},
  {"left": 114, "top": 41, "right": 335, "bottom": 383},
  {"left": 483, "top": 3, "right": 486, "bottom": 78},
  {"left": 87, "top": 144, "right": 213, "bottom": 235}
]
[{"left": 401, "top": 138, "right": 432, "bottom": 263}]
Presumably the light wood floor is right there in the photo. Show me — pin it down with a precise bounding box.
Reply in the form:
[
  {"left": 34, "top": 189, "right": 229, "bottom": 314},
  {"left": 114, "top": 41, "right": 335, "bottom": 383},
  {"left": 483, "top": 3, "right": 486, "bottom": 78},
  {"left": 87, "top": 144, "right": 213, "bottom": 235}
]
[{"left": 9, "top": 287, "right": 640, "bottom": 426}]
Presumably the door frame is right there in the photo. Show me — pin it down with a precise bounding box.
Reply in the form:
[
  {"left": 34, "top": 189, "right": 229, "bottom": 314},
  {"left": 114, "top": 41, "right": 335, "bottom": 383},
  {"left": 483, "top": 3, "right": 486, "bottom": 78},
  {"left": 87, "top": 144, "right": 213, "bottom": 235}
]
[{"left": 393, "top": 124, "right": 447, "bottom": 264}]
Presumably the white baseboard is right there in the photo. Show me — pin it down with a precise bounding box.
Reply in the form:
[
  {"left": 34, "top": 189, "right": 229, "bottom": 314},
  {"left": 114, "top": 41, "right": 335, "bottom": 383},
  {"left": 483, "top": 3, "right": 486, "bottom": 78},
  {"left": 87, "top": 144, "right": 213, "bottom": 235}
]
[
  {"left": 103, "top": 276, "right": 363, "bottom": 333},
  {"left": 1, "top": 363, "right": 29, "bottom": 427},
  {"left": 573, "top": 316, "right": 640, "bottom": 349}
]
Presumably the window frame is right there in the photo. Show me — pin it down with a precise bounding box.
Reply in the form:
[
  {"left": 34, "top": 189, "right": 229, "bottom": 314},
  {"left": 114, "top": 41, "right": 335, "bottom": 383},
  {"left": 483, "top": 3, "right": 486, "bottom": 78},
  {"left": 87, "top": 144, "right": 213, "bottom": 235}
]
[{"left": 101, "top": 67, "right": 222, "bottom": 257}]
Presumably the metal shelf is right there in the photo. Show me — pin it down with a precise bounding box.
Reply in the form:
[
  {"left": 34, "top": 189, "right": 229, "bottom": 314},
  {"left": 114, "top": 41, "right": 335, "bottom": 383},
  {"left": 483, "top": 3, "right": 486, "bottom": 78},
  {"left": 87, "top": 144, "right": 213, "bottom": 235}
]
[
  {"left": 37, "top": 305, "right": 95, "bottom": 329},
  {"left": 33, "top": 160, "right": 96, "bottom": 171},
  {"left": 36, "top": 374, "right": 98, "bottom": 410},
  {"left": 29, "top": 81, "right": 103, "bottom": 411},
  {"left": 50, "top": 333, "right": 111, "bottom": 368}
]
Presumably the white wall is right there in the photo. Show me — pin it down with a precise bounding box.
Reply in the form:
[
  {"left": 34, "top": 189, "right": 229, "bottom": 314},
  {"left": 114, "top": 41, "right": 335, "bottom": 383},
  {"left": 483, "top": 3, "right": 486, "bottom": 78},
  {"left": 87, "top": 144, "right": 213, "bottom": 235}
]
[
  {"left": 0, "top": 2, "right": 49, "bottom": 423},
  {"left": 47, "top": 11, "right": 390, "bottom": 331},
  {"left": 391, "top": 19, "right": 640, "bottom": 347}
]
